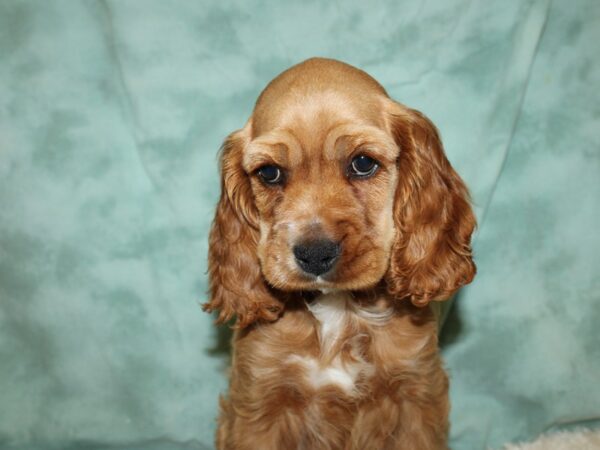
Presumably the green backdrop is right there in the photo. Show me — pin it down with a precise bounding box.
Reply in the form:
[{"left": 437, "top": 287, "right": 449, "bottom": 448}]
[{"left": 1, "top": 1, "right": 598, "bottom": 449}]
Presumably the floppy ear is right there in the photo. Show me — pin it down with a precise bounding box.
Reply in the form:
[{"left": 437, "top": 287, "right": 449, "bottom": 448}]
[
  {"left": 385, "top": 102, "right": 476, "bottom": 307},
  {"left": 203, "top": 125, "right": 284, "bottom": 327}
]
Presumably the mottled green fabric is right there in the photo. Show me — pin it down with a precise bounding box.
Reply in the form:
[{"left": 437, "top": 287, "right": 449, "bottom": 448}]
[{"left": 0, "top": 1, "right": 598, "bottom": 449}]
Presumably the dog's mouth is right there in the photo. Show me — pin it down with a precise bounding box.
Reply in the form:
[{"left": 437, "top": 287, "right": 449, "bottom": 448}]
[
  {"left": 284, "top": 265, "right": 339, "bottom": 290},
  {"left": 260, "top": 227, "right": 389, "bottom": 292},
  {"left": 275, "top": 246, "right": 386, "bottom": 293}
]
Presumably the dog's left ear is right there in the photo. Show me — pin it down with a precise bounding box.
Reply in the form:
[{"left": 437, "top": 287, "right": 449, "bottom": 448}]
[{"left": 384, "top": 101, "right": 476, "bottom": 307}]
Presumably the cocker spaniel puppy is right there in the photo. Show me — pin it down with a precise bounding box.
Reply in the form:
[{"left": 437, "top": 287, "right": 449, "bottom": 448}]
[{"left": 204, "top": 57, "right": 476, "bottom": 450}]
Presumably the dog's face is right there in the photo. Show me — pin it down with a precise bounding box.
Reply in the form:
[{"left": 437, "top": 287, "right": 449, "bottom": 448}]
[
  {"left": 244, "top": 89, "right": 400, "bottom": 292},
  {"left": 205, "top": 58, "right": 476, "bottom": 327}
]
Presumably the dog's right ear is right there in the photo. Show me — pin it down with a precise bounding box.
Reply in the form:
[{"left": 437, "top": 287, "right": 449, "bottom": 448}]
[{"left": 203, "top": 124, "right": 283, "bottom": 328}]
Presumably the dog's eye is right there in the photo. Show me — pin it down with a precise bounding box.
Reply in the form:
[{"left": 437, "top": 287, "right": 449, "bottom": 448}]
[
  {"left": 257, "top": 165, "right": 283, "bottom": 185},
  {"left": 349, "top": 155, "right": 378, "bottom": 178}
]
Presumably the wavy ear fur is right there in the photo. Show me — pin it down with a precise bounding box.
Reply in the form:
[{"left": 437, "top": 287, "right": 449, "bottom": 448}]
[
  {"left": 385, "top": 102, "right": 476, "bottom": 307},
  {"left": 203, "top": 126, "right": 283, "bottom": 327}
]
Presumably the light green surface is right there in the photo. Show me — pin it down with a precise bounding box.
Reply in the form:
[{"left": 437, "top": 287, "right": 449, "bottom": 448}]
[{"left": 0, "top": 1, "right": 598, "bottom": 449}]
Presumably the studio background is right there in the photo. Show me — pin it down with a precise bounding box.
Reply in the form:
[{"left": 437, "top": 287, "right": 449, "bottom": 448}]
[{"left": 1, "top": 1, "right": 598, "bottom": 449}]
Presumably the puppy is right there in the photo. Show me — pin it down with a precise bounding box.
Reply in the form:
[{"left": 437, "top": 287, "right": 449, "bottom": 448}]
[{"left": 204, "top": 57, "right": 476, "bottom": 450}]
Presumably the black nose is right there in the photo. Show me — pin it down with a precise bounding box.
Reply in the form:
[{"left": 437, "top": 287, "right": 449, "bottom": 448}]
[{"left": 293, "top": 239, "right": 341, "bottom": 276}]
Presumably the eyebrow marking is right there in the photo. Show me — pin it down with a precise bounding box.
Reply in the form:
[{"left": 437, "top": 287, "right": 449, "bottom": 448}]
[
  {"left": 244, "top": 129, "right": 304, "bottom": 170},
  {"left": 244, "top": 123, "right": 398, "bottom": 173},
  {"left": 323, "top": 124, "right": 399, "bottom": 161}
]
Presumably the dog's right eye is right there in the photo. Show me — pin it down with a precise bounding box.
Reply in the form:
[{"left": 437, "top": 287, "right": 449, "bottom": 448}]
[{"left": 256, "top": 165, "right": 283, "bottom": 185}]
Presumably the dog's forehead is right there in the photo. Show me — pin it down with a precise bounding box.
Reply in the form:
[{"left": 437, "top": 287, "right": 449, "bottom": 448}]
[{"left": 251, "top": 58, "right": 388, "bottom": 138}]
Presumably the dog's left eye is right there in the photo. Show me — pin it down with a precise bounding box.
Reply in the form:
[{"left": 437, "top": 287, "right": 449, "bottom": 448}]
[{"left": 349, "top": 155, "right": 379, "bottom": 178}]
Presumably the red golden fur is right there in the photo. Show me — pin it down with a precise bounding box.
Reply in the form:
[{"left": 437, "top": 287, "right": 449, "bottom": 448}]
[{"left": 204, "top": 58, "right": 476, "bottom": 450}]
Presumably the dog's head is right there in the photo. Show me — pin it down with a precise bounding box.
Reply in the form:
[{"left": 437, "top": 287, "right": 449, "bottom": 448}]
[{"left": 205, "top": 58, "right": 476, "bottom": 327}]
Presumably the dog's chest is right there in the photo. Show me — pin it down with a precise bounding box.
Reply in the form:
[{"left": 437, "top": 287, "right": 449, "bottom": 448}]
[{"left": 288, "top": 292, "right": 391, "bottom": 395}]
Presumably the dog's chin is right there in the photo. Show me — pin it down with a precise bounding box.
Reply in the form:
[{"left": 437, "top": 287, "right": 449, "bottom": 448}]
[{"left": 262, "top": 267, "right": 386, "bottom": 294}]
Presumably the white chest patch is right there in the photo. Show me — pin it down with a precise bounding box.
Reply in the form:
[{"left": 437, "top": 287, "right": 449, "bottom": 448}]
[
  {"left": 288, "top": 354, "right": 366, "bottom": 394},
  {"left": 289, "top": 292, "right": 379, "bottom": 394},
  {"left": 306, "top": 292, "right": 349, "bottom": 356}
]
